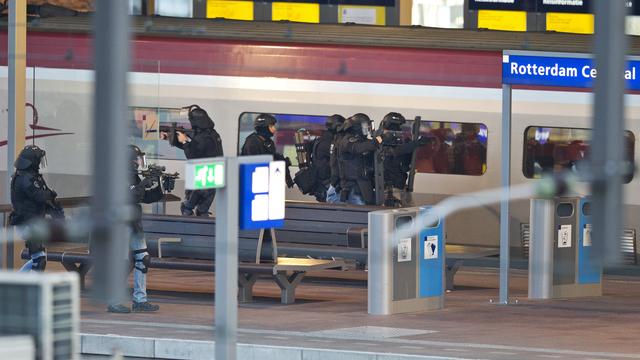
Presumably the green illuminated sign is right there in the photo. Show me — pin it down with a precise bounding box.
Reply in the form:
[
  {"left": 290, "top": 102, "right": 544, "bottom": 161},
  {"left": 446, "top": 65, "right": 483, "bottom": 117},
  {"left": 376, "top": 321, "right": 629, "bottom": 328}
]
[{"left": 192, "top": 162, "right": 225, "bottom": 189}]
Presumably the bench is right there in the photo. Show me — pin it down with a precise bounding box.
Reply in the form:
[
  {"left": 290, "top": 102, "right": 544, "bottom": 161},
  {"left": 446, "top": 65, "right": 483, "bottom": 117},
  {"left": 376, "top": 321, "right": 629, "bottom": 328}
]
[{"left": 21, "top": 246, "right": 345, "bottom": 304}]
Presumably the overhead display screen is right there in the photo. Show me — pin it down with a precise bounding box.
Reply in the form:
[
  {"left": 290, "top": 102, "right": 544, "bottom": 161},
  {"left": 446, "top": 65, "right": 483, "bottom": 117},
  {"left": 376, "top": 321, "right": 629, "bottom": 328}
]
[{"left": 468, "top": 0, "right": 530, "bottom": 11}]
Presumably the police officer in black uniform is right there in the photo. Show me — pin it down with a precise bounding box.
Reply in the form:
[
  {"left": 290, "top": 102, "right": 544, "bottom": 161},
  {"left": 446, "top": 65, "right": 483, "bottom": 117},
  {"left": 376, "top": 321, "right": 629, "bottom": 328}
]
[
  {"left": 241, "top": 113, "right": 294, "bottom": 187},
  {"left": 305, "top": 115, "right": 340, "bottom": 202},
  {"left": 378, "top": 112, "right": 428, "bottom": 206},
  {"left": 10, "top": 145, "right": 63, "bottom": 272},
  {"left": 337, "top": 113, "right": 384, "bottom": 205},
  {"left": 164, "top": 105, "right": 223, "bottom": 216},
  {"left": 108, "top": 145, "right": 163, "bottom": 313},
  {"left": 326, "top": 114, "right": 346, "bottom": 203}
]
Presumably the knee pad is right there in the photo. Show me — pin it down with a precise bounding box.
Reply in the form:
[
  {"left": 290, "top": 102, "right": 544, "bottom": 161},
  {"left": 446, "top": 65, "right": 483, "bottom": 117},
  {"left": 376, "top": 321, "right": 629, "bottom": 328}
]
[
  {"left": 132, "top": 249, "right": 150, "bottom": 274},
  {"left": 31, "top": 256, "right": 47, "bottom": 272}
]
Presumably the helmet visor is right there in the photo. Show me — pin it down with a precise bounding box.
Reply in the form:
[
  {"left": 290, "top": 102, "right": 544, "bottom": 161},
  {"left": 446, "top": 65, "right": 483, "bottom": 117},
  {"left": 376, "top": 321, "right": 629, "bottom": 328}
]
[{"left": 361, "top": 121, "right": 372, "bottom": 138}]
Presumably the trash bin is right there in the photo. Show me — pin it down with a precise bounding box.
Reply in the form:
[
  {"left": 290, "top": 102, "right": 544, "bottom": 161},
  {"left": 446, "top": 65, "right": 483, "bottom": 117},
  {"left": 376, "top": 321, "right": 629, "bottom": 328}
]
[
  {"left": 368, "top": 206, "right": 444, "bottom": 315},
  {"left": 577, "top": 197, "right": 601, "bottom": 285},
  {"left": 529, "top": 197, "right": 602, "bottom": 299}
]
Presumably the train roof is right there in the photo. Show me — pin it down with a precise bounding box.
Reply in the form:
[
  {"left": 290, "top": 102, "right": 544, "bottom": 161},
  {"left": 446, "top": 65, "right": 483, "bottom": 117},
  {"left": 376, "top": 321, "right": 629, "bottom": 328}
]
[{"left": 5, "top": 15, "right": 640, "bottom": 55}]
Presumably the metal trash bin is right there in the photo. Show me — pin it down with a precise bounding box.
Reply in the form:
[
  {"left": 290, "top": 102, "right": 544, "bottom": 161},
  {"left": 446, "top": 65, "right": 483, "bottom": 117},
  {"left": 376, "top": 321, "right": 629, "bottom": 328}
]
[
  {"left": 529, "top": 197, "right": 602, "bottom": 299},
  {"left": 577, "top": 198, "right": 601, "bottom": 285},
  {"left": 368, "top": 206, "right": 444, "bottom": 315}
]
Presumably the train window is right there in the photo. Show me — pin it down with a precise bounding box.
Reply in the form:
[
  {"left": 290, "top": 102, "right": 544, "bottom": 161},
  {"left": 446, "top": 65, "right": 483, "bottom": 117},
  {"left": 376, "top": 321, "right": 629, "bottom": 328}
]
[
  {"left": 522, "top": 127, "right": 635, "bottom": 183},
  {"left": 237, "top": 112, "right": 328, "bottom": 166},
  {"left": 129, "top": 107, "right": 190, "bottom": 161},
  {"left": 409, "top": 120, "right": 488, "bottom": 176}
]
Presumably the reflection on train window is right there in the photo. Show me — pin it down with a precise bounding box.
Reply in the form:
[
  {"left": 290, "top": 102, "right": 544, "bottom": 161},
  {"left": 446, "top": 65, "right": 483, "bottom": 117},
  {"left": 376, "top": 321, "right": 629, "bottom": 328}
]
[
  {"left": 237, "top": 112, "right": 328, "bottom": 166},
  {"left": 410, "top": 121, "right": 488, "bottom": 176},
  {"left": 129, "top": 107, "right": 191, "bottom": 161},
  {"left": 522, "top": 127, "right": 635, "bottom": 183}
]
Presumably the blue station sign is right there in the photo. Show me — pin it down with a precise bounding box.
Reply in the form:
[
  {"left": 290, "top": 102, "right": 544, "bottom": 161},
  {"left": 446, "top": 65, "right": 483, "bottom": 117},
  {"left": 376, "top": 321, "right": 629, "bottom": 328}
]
[{"left": 503, "top": 51, "right": 640, "bottom": 90}]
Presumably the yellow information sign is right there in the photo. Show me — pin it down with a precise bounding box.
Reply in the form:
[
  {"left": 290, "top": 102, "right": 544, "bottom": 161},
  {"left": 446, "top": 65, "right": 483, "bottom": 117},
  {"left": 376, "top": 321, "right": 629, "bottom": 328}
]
[
  {"left": 338, "top": 5, "right": 385, "bottom": 26},
  {"left": 272, "top": 2, "right": 320, "bottom": 23},
  {"left": 546, "top": 12, "right": 594, "bottom": 34},
  {"left": 207, "top": 0, "right": 253, "bottom": 21},
  {"left": 478, "top": 10, "right": 526, "bottom": 32}
]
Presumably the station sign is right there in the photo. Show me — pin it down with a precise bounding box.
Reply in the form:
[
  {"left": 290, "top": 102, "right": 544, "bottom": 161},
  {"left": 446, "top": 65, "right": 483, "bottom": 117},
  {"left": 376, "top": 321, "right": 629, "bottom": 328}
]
[
  {"left": 469, "top": 0, "right": 530, "bottom": 11},
  {"left": 503, "top": 51, "right": 640, "bottom": 90},
  {"left": 239, "top": 161, "right": 286, "bottom": 230},
  {"left": 185, "top": 158, "right": 225, "bottom": 190}
]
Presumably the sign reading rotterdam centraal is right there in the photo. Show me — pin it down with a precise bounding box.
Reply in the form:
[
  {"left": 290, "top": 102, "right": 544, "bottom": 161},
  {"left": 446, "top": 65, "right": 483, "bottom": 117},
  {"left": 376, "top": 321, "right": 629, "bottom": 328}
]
[{"left": 503, "top": 51, "right": 640, "bottom": 89}]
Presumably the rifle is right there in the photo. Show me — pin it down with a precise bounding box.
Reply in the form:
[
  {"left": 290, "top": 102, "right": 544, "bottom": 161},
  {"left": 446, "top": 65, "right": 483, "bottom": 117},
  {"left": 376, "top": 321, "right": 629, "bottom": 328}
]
[
  {"left": 138, "top": 164, "right": 180, "bottom": 192},
  {"left": 146, "top": 122, "right": 194, "bottom": 147},
  {"left": 406, "top": 116, "right": 423, "bottom": 193}
]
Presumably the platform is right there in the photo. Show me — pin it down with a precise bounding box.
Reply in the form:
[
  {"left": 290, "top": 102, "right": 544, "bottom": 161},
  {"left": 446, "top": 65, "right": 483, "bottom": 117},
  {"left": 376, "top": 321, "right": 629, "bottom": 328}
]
[{"left": 75, "top": 265, "right": 640, "bottom": 360}]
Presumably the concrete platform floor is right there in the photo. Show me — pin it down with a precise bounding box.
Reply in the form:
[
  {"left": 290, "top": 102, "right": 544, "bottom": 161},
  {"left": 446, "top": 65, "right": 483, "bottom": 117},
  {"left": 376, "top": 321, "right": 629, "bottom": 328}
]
[{"left": 79, "top": 267, "right": 640, "bottom": 359}]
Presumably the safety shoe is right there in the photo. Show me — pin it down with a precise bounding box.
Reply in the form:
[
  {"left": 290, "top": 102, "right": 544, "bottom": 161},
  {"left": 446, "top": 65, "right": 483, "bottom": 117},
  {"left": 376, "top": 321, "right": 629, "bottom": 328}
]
[
  {"left": 107, "top": 304, "right": 131, "bottom": 314},
  {"left": 180, "top": 202, "right": 194, "bottom": 216},
  {"left": 132, "top": 301, "right": 160, "bottom": 312}
]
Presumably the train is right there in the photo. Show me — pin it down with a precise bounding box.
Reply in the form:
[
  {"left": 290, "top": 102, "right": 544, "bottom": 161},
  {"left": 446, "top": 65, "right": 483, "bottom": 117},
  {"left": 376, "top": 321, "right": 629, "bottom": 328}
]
[{"left": 2, "top": 17, "right": 640, "bottom": 254}]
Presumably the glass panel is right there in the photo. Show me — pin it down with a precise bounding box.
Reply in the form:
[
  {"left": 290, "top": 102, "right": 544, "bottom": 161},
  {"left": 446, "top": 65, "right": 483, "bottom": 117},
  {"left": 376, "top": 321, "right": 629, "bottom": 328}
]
[
  {"left": 410, "top": 120, "right": 488, "bottom": 176},
  {"left": 237, "top": 112, "right": 327, "bottom": 165},
  {"left": 129, "top": 107, "right": 189, "bottom": 161},
  {"left": 522, "top": 126, "right": 635, "bottom": 183}
]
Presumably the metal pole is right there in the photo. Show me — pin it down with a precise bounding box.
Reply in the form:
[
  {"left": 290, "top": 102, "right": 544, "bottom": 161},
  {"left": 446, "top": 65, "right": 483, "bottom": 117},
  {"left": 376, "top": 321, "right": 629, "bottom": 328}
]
[
  {"left": 592, "top": 1, "right": 627, "bottom": 265},
  {"left": 499, "top": 83, "right": 512, "bottom": 304},
  {"left": 91, "top": 0, "right": 130, "bottom": 306},
  {"left": 528, "top": 199, "right": 554, "bottom": 299},
  {"left": 215, "top": 157, "right": 238, "bottom": 360},
  {"left": 6, "top": 0, "right": 27, "bottom": 269},
  {"left": 215, "top": 155, "right": 271, "bottom": 360}
]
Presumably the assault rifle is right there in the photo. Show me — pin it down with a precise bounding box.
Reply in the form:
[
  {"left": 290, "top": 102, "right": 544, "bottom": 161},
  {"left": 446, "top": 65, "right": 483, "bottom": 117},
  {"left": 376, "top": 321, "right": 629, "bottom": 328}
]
[
  {"left": 138, "top": 164, "right": 180, "bottom": 193},
  {"left": 146, "top": 123, "right": 194, "bottom": 147}
]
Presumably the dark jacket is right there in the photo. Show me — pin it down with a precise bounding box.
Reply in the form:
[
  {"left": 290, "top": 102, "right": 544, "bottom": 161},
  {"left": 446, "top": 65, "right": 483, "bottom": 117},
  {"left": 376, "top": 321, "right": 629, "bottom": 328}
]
[
  {"left": 337, "top": 134, "right": 378, "bottom": 204},
  {"left": 9, "top": 170, "right": 56, "bottom": 225},
  {"left": 176, "top": 128, "right": 223, "bottom": 159},
  {"left": 383, "top": 141, "right": 419, "bottom": 189},
  {"left": 310, "top": 131, "right": 333, "bottom": 185},
  {"left": 241, "top": 132, "right": 279, "bottom": 157},
  {"left": 129, "top": 171, "right": 163, "bottom": 234}
]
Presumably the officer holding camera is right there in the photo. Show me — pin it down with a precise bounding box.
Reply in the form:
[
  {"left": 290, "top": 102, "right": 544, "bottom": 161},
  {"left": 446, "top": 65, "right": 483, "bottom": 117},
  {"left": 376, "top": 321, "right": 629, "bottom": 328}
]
[
  {"left": 108, "top": 145, "right": 164, "bottom": 313},
  {"left": 10, "top": 145, "right": 64, "bottom": 272}
]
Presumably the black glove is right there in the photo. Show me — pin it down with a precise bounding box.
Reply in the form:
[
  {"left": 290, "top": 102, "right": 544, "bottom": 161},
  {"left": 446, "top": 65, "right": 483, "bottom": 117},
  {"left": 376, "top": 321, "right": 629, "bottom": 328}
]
[
  {"left": 140, "top": 176, "right": 156, "bottom": 188},
  {"left": 416, "top": 136, "right": 430, "bottom": 146},
  {"left": 49, "top": 190, "right": 58, "bottom": 200}
]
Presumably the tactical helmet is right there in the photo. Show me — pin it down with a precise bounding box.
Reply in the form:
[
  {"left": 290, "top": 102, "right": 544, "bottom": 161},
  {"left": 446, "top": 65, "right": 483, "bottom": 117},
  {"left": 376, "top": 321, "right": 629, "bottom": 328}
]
[
  {"left": 253, "top": 113, "right": 277, "bottom": 130},
  {"left": 325, "top": 114, "right": 346, "bottom": 133},
  {"left": 187, "top": 105, "right": 215, "bottom": 130},
  {"left": 129, "top": 144, "right": 146, "bottom": 169},
  {"left": 342, "top": 113, "right": 372, "bottom": 137},
  {"left": 381, "top": 112, "right": 406, "bottom": 131},
  {"left": 14, "top": 145, "right": 46, "bottom": 170}
]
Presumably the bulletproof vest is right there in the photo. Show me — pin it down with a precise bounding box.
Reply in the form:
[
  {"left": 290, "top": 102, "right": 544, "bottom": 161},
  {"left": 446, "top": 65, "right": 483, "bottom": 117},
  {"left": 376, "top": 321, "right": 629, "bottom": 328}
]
[
  {"left": 338, "top": 134, "right": 371, "bottom": 183},
  {"left": 310, "top": 132, "right": 332, "bottom": 182},
  {"left": 9, "top": 170, "right": 49, "bottom": 225}
]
